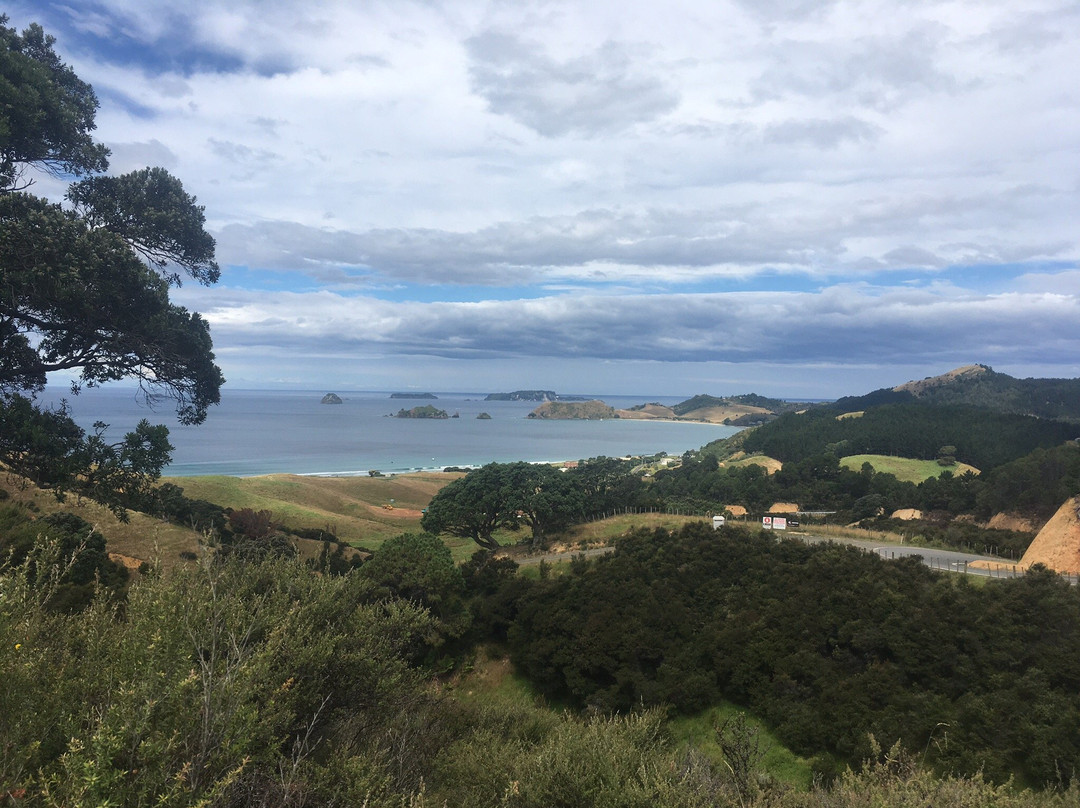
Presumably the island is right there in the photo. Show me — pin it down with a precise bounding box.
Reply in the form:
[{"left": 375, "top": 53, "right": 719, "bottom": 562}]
[
  {"left": 390, "top": 392, "right": 438, "bottom": 399},
  {"left": 527, "top": 400, "right": 617, "bottom": 420},
  {"left": 394, "top": 405, "right": 449, "bottom": 419},
  {"left": 476, "top": 412, "right": 492, "bottom": 420},
  {"left": 320, "top": 392, "right": 343, "bottom": 404},
  {"left": 485, "top": 390, "right": 587, "bottom": 402}
]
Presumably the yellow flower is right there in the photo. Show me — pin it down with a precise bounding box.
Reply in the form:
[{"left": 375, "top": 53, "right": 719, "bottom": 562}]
[{"left": 14, "top": 643, "right": 21, "bottom": 651}]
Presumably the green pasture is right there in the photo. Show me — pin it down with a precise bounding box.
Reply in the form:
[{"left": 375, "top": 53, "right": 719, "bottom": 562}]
[{"left": 839, "top": 454, "right": 979, "bottom": 483}]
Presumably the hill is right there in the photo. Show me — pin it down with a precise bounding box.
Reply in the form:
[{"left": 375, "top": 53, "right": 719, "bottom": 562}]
[
  {"left": 839, "top": 454, "right": 980, "bottom": 483},
  {"left": 672, "top": 393, "right": 797, "bottom": 421},
  {"left": 617, "top": 393, "right": 798, "bottom": 425},
  {"left": 0, "top": 471, "right": 464, "bottom": 569},
  {"left": 527, "top": 400, "right": 617, "bottom": 420},
  {"left": 835, "top": 364, "right": 1080, "bottom": 422},
  {"left": 739, "top": 403, "right": 1078, "bottom": 471},
  {"left": 1019, "top": 496, "right": 1080, "bottom": 574}
]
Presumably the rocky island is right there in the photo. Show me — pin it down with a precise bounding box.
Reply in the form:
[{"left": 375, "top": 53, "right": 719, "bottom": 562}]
[
  {"left": 320, "top": 392, "right": 343, "bottom": 404},
  {"left": 394, "top": 405, "right": 449, "bottom": 419},
  {"left": 390, "top": 392, "right": 438, "bottom": 399}
]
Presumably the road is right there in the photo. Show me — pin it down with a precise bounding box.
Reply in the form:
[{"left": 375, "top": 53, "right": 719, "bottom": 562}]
[
  {"left": 512, "top": 531, "right": 1024, "bottom": 579},
  {"left": 793, "top": 533, "right": 1024, "bottom": 578}
]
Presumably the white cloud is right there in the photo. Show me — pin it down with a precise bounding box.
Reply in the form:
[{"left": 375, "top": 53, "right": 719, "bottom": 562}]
[{"left": 6, "top": 0, "right": 1080, "bottom": 394}]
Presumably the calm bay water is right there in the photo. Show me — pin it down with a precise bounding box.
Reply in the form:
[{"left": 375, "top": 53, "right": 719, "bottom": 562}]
[{"left": 38, "top": 387, "right": 739, "bottom": 477}]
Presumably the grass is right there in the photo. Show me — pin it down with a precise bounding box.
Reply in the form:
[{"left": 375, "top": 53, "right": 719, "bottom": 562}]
[
  {"left": 839, "top": 454, "right": 979, "bottom": 483},
  {"left": 0, "top": 478, "right": 201, "bottom": 570},
  {"left": 667, "top": 703, "right": 815, "bottom": 789},
  {"left": 1, "top": 470, "right": 479, "bottom": 567},
  {"left": 164, "top": 471, "right": 478, "bottom": 556},
  {"left": 723, "top": 454, "right": 783, "bottom": 472},
  {"left": 454, "top": 648, "right": 816, "bottom": 789},
  {"left": 449, "top": 647, "right": 555, "bottom": 709},
  {"left": 561, "top": 512, "right": 703, "bottom": 545}
]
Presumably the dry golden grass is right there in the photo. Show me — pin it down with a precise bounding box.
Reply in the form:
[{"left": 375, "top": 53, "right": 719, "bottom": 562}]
[
  {"left": 1019, "top": 496, "right": 1080, "bottom": 574},
  {"left": 0, "top": 476, "right": 201, "bottom": 570},
  {"left": 721, "top": 453, "right": 782, "bottom": 473},
  {"left": 164, "top": 472, "right": 460, "bottom": 548}
]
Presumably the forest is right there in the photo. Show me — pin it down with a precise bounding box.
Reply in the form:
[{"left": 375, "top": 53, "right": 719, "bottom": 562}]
[{"left": 508, "top": 523, "right": 1080, "bottom": 787}]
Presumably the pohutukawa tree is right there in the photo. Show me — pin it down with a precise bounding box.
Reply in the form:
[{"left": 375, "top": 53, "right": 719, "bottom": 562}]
[
  {"left": 0, "top": 16, "right": 224, "bottom": 516},
  {"left": 421, "top": 461, "right": 586, "bottom": 551}
]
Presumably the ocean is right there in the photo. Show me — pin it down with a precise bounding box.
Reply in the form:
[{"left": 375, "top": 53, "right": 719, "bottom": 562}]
[{"left": 34, "top": 387, "right": 740, "bottom": 477}]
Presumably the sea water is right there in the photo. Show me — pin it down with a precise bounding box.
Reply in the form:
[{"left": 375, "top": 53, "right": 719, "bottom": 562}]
[{"left": 33, "top": 387, "right": 739, "bottom": 477}]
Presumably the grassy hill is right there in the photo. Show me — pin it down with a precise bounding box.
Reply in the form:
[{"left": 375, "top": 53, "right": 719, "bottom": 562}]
[
  {"left": 164, "top": 472, "right": 477, "bottom": 556},
  {"left": 839, "top": 454, "right": 979, "bottom": 483},
  {"left": 0, "top": 471, "right": 474, "bottom": 568}
]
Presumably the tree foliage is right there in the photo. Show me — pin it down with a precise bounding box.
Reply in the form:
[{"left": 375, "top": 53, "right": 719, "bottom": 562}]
[
  {"left": 740, "top": 404, "right": 1076, "bottom": 471},
  {"left": 0, "top": 17, "right": 109, "bottom": 189},
  {"left": 421, "top": 462, "right": 586, "bottom": 551},
  {"left": 0, "top": 17, "right": 223, "bottom": 516},
  {"left": 508, "top": 522, "right": 1080, "bottom": 786}
]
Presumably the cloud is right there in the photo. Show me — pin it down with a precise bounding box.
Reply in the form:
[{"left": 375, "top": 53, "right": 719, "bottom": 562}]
[
  {"left": 9, "top": 0, "right": 1080, "bottom": 394},
  {"left": 182, "top": 280, "right": 1080, "bottom": 374},
  {"left": 466, "top": 31, "right": 680, "bottom": 136},
  {"left": 762, "top": 116, "right": 882, "bottom": 149},
  {"left": 104, "top": 138, "right": 180, "bottom": 172}
]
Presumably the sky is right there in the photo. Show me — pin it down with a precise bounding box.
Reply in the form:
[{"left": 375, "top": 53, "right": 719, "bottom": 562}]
[{"left": 8, "top": 0, "right": 1080, "bottom": 398}]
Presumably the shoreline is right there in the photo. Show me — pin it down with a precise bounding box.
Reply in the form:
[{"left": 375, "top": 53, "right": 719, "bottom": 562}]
[{"left": 162, "top": 420, "right": 742, "bottom": 479}]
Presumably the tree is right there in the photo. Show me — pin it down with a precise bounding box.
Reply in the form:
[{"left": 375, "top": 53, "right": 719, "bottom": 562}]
[
  {"left": 0, "top": 17, "right": 223, "bottom": 516},
  {"left": 421, "top": 463, "right": 512, "bottom": 551},
  {"left": 500, "top": 461, "right": 585, "bottom": 550},
  {"left": 422, "top": 461, "right": 587, "bottom": 551},
  {"left": 0, "top": 18, "right": 109, "bottom": 190},
  {"left": 360, "top": 532, "right": 465, "bottom": 614}
]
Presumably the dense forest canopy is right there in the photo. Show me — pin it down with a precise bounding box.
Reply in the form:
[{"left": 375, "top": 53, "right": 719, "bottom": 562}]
[
  {"left": 509, "top": 522, "right": 1080, "bottom": 787},
  {"left": 739, "top": 404, "right": 1078, "bottom": 470}
]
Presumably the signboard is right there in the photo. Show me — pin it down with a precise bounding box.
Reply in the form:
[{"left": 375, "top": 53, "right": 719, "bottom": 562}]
[
  {"left": 761, "top": 516, "right": 772, "bottom": 528},
  {"left": 772, "top": 517, "right": 787, "bottom": 530}
]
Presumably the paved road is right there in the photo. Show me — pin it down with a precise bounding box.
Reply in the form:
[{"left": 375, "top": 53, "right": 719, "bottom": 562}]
[
  {"left": 793, "top": 533, "right": 1024, "bottom": 579},
  {"left": 512, "top": 532, "right": 1024, "bottom": 579}
]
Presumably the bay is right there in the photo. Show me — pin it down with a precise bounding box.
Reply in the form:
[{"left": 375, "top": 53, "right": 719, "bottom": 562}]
[{"left": 36, "top": 387, "right": 739, "bottom": 477}]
